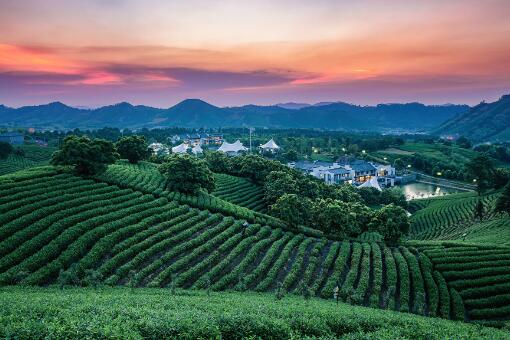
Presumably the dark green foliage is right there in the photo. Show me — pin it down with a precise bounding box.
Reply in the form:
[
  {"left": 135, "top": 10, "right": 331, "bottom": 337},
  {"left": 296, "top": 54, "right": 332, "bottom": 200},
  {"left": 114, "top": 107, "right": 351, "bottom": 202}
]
[
  {"left": 0, "top": 141, "right": 13, "bottom": 159},
  {"left": 474, "top": 199, "right": 484, "bottom": 221},
  {"left": 495, "top": 182, "right": 510, "bottom": 216},
  {"left": 456, "top": 136, "right": 472, "bottom": 149},
  {"left": 312, "top": 199, "right": 371, "bottom": 237},
  {"left": 465, "top": 153, "right": 496, "bottom": 194},
  {"left": 369, "top": 204, "right": 410, "bottom": 244},
  {"left": 159, "top": 154, "right": 215, "bottom": 194},
  {"left": 381, "top": 187, "right": 408, "bottom": 209},
  {"left": 51, "top": 135, "right": 118, "bottom": 175},
  {"left": 115, "top": 135, "right": 149, "bottom": 164},
  {"left": 264, "top": 171, "right": 298, "bottom": 204},
  {"left": 269, "top": 194, "right": 312, "bottom": 227}
]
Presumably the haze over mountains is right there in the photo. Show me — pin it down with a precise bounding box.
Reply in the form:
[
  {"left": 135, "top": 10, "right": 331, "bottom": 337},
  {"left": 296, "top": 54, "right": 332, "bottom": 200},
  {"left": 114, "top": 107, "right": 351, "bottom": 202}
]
[{"left": 0, "top": 99, "right": 469, "bottom": 132}]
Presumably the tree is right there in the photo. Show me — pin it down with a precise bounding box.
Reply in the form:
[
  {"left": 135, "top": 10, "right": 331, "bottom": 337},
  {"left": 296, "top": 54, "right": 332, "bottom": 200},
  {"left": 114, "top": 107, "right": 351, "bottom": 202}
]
[
  {"left": 495, "top": 182, "right": 510, "bottom": 216},
  {"left": 264, "top": 171, "right": 298, "bottom": 204},
  {"left": 159, "top": 154, "right": 215, "bottom": 194},
  {"left": 380, "top": 187, "right": 408, "bottom": 209},
  {"left": 115, "top": 135, "right": 149, "bottom": 164},
  {"left": 311, "top": 199, "right": 371, "bottom": 237},
  {"left": 456, "top": 136, "right": 472, "bottom": 149},
  {"left": 204, "top": 151, "right": 231, "bottom": 173},
  {"left": 269, "top": 194, "right": 312, "bottom": 227},
  {"left": 474, "top": 199, "right": 484, "bottom": 221},
  {"left": 369, "top": 204, "right": 409, "bottom": 244},
  {"left": 466, "top": 153, "right": 496, "bottom": 195},
  {"left": 51, "top": 135, "right": 118, "bottom": 175},
  {"left": 0, "top": 141, "right": 13, "bottom": 159},
  {"left": 281, "top": 149, "right": 298, "bottom": 162}
]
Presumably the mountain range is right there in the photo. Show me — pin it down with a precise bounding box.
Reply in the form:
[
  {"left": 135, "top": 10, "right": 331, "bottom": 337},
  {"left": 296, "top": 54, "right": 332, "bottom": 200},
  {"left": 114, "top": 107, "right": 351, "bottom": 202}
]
[
  {"left": 0, "top": 99, "right": 469, "bottom": 131},
  {"left": 436, "top": 95, "right": 510, "bottom": 142}
]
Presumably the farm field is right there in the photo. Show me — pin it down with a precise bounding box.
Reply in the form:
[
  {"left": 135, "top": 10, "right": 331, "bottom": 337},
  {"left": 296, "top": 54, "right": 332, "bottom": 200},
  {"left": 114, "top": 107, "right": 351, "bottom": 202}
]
[
  {"left": 0, "top": 166, "right": 453, "bottom": 319},
  {"left": 96, "top": 161, "right": 285, "bottom": 230},
  {"left": 1, "top": 287, "right": 507, "bottom": 339},
  {"left": 408, "top": 191, "right": 510, "bottom": 244},
  {"left": 0, "top": 145, "right": 56, "bottom": 176},
  {"left": 407, "top": 241, "right": 510, "bottom": 328},
  {"left": 1, "top": 162, "right": 510, "bottom": 333},
  {"left": 212, "top": 173, "right": 267, "bottom": 213}
]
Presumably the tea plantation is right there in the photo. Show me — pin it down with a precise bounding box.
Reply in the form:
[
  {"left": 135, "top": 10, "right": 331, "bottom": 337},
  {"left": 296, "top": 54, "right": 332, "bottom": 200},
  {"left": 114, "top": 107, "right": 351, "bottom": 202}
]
[
  {"left": 1, "top": 161, "right": 510, "bottom": 337},
  {"left": 2, "top": 287, "right": 508, "bottom": 339}
]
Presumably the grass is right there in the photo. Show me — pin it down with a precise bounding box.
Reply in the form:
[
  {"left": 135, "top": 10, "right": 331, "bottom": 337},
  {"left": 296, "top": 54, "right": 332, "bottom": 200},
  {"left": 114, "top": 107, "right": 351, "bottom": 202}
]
[{"left": 0, "top": 287, "right": 508, "bottom": 339}]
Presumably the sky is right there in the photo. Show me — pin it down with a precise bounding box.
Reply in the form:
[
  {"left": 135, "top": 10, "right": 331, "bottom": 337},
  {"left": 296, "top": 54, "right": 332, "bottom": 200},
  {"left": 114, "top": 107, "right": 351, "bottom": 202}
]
[{"left": 1, "top": 0, "right": 510, "bottom": 108}]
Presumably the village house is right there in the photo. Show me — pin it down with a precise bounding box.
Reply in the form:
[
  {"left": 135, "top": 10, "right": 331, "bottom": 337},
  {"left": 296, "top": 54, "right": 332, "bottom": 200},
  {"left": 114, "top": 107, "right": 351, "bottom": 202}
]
[
  {"left": 171, "top": 133, "right": 224, "bottom": 147},
  {"left": 288, "top": 158, "right": 395, "bottom": 189},
  {"left": 148, "top": 142, "right": 170, "bottom": 156}
]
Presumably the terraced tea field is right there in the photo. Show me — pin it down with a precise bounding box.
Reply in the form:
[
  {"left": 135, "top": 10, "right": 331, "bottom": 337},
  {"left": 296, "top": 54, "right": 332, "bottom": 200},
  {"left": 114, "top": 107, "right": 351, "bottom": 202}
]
[
  {"left": 2, "top": 287, "right": 507, "bottom": 339},
  {"left": 0, "top": 145, "right": 56, "bottom": 175},
  {"left": 213, "top": 173, "right": 267, "bottom": 212},
  {"left": 408, "top": 191, "right": 509, "bottom": 245},
  {"left": 0, "top": 166, "right": 452, "bottom": 319},
  {"left": 1, "top": 162, "right": 510, "bottom": 330}
]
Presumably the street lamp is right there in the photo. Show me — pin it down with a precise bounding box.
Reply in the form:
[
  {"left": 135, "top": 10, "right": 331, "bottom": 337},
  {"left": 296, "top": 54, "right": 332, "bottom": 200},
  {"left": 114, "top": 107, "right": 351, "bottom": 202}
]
[
  {"left": 436, "top": 172, "right": 442, "bottom": 176},
  {"left": 362, "top": 150, "right": 366, "bottom": 154},
  {"left": 473, "top": 179, "right": 477, "bottom": 183},
  {"left": 407, "top": 164, "right": 412, "bottom": 168}
]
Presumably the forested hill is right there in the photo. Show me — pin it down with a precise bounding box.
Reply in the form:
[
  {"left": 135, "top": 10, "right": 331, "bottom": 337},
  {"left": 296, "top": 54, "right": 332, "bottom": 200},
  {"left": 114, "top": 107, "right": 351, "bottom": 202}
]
[
  {"left": 436, "top": 94, "right": 510, "bottom": 142},
  {"left": 0, "top": 99, "right": 468, "bottom": 130}
]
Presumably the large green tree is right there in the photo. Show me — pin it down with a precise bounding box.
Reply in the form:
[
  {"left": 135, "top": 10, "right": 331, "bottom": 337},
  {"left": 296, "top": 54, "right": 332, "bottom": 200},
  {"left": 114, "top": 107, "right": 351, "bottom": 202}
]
[
  {"left": 115, "top": 135, "right": 149, "bottom": 164},
  {"left": 495, "top": 182, "right": 510, "bottom": 216},
  {"left": 368, "top": 204, "right": 409, "bottom": 244},
  {"left": 0, "top": 141, "right": 13, "bottom": 159},
  {"left": 204, "top": 151, "right": 231, "bottom": 173},
  {"left": 269, "top": 194, "right": 312, "bottom": 228},
  {"left": 466, "top": 153, "right": 496, "bottom": 195},
  {"left": 264, "top": 171, "right": 298, "bottom": 204},
  {"left": 159, "top": 154, "right": 215, "bottom": 194},
  {"left": 51, "top": 135, "right": 118, "bottom": 175},
  {"left": 311, "top": 199, "right": 372, "bottom": 237}
]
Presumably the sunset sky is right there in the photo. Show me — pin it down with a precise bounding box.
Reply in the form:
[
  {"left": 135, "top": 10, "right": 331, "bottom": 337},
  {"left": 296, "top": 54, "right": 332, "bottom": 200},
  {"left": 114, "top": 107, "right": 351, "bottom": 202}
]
[{"left": 1, "top": 0, "right": 510, "bottom": 107}]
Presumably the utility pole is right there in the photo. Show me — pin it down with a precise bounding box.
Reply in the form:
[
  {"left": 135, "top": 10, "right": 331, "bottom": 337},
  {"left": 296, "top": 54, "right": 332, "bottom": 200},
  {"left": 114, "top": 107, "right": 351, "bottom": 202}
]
[{"left": 249, "top": 127, "right": 254, "bottom": 153}]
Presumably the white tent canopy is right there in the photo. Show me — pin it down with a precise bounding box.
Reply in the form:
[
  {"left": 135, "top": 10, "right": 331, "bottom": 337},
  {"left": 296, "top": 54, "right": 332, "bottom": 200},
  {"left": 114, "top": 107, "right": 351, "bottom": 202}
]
[
  {"left": 172, "top": 143, "right": 189, "bottom": 154},
  {"left": 191, "top": 145, "right": 203, "bottom": 154},
  {"left": 218, "top": 140, "right": 247, "bottom": 153},
  {"left": 357, "top": 176, "right": 382, "bottom": 191},
  {"left": 260, "top": 138, "right": 279, "bottom": 150}
]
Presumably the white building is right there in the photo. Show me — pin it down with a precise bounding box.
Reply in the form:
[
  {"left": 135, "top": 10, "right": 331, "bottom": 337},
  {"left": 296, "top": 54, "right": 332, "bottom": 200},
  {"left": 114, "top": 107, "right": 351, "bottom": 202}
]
[
  {"left": 172, "top": 143, "right": 189, "bottom": 154},
  {"left": 191, "top": 144, "right": 203, "bottom": 155},
  {"left": 289, "top": 159, "right": 395, "bottom": 188},
  {"left": 259, "top": 138, "right": 280, "bottom": 153},
  {"left": 148, "top": 143, "right": 169, "bottom": 156},
  {"left": 218, "top": 140, "right": 247, "bottom": 155}
]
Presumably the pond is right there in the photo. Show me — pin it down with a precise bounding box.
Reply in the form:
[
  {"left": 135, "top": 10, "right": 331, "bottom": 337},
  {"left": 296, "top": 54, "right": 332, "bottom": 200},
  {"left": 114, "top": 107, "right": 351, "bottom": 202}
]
[{"left": 400, "top": 182, "right": 464, "bottom": 200}]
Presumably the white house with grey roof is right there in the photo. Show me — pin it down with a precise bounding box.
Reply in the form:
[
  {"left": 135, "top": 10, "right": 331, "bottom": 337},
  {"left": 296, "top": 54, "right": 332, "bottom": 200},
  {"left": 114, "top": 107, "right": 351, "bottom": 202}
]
[{"left": 288, "top": 159, "right": 395, "bottom": 187}]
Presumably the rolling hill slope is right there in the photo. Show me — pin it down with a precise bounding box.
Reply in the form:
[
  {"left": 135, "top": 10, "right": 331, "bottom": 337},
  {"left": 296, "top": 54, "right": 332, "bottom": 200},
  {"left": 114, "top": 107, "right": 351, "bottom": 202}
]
[
  {"left": 2, "top": 163, "right": 510, "bottom": 327},
  {"left": 436, "top": 94, "right": 510, "bottom": 142}
]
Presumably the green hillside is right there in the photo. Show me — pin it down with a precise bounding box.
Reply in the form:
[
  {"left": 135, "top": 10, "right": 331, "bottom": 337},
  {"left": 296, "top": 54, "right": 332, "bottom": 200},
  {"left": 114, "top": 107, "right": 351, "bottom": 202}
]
[
  {"left": 212, "top": 173, "right": 267, "bottom": 213},
  {"left": 2, "top": 162, "right": 510, "bottom": 331},
  {"left": 1, "top": 287, "right": 507, "bottom": 339},
  {"left": 436, "top": 94, "right": 510, "bottom": 142},
  {"left": 0, "top": 145, "right": 56, "bottom": 176},
  {"left": 408, "top": 191, "right": 508, "bottom": 244}
]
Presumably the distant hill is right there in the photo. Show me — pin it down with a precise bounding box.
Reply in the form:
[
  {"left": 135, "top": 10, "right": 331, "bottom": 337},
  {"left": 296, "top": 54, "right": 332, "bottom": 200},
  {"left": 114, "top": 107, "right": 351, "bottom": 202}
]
[
  {"left": 436, "top": 94, "right": 510, "bottom": 142},
  {"left": 0, "top": 99, "right": 468, "bottom": 130}
]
